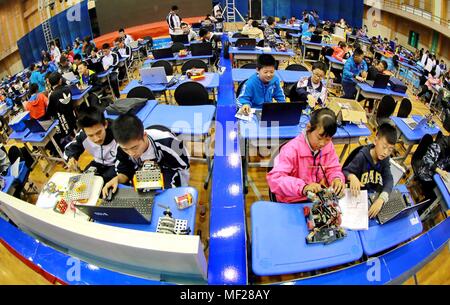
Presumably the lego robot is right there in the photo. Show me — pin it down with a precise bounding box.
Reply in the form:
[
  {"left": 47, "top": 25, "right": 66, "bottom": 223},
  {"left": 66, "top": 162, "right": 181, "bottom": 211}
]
[
  {"left": 133, "top": 160, "right": 164, "bottom": 193},
  {"left": 304, "top": 188, "right": 347, "bottom": 245}
]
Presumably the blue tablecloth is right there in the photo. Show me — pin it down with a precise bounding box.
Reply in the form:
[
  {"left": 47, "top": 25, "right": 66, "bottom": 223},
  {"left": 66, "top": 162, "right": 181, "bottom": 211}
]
[
  {"left": 391, "top": 115, "right": 441, "bottom": 142},
  {"left": 143, "top": 104, "right": 216, "bottom": 136},
  {"left": 251, "top": 201, "right": 363, "bottom": 276},
  {"left": 104, "top": 100, "right": 158, "bottom": 122},
  {"left": 358, "top": 184, "right": 423, "bottom": 256}
]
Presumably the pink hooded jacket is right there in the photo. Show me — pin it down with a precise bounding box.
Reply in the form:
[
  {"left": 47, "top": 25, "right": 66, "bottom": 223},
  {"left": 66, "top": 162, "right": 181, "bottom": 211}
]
[{"left": 267, "top": 132, "right": 345, "bottom": 203}]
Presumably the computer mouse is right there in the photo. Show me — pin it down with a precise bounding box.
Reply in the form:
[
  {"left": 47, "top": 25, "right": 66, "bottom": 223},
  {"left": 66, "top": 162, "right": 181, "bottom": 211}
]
[{"left": 106, "top": 188, "right": 114, "bottom": 201}]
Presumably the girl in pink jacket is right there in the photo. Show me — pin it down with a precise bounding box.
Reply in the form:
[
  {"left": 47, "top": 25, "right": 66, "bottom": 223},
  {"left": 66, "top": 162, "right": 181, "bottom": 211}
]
[{"left": 267, "top": 108, "right": 345, "bottom": 203}]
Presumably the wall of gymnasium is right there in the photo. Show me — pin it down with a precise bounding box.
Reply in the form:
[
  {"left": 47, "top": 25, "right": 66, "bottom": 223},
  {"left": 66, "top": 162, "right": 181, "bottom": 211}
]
[
  {"left": 0, "top": 0, "right": 86, "bottom": 78},
  {"left": 217, "top": 0, "right": 364, "bottom": 27},
  {"left": 362, "top": 5, "right": 450, "bottom": 63}
]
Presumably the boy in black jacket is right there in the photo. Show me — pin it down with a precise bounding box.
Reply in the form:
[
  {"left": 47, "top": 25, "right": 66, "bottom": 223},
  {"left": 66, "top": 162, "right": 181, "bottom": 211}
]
[
  {"left": 101, "top": 114, "right": 190, "bottom": 198},
  {"left": 64, "top": 107, "right": 118, "bottom": 183},
  {"left": 343, "top": 123, "right": 397, "bottom": 218}
]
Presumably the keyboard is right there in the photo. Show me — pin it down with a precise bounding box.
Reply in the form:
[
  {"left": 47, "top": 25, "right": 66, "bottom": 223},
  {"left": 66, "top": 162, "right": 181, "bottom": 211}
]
[
  {"left": 376, "top": 190, "right": 406, "bottom": 222},
  {"left": 102, "top": 197, "right": 153, "bottom": 217}
]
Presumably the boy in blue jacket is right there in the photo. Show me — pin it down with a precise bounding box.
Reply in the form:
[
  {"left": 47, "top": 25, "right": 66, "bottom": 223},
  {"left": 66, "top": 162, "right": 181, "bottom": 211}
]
[
  {"left": 343, "top": 123, "right": 397, "bottom": 218},
  {"left": 237, "top": 54, "right": 285, "bottom": 115},
  {"left": 342, "top": 47, "right": 368, "bottom": 99}
]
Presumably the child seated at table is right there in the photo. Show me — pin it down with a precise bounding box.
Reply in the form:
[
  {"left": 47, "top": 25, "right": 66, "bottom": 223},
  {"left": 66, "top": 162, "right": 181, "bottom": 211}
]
[
  {"left": 342, "top": 123, "right": 396, "bottom": 218},
  {"left": 64, "top": 107, "right": 118, "bottom": 183},
  {"left": 295, "top": 61, "right": 328, "bottom": 108},
  {"left": 101, "top": 113, "right": 190, "bottom": 198},
  {"left": 267, "top": 108, "right": 345, "bottom": 203},
  {"left": 332, "top": 41, "right": 348, "bottom": 62},
  {"left": 236, "top": 54, "right": 285, "bottom": 115},
  {"left": 416, "top": 133, "right": 450, "bottom": 202},
  {"left": 24, "top": 83, "right": 48, "bottom": 120},
  {"left": 241, "top": 20, "right": 264, "bottom": 39},
  {"left": 342, "top": 47, "right": 368, "bottom": 99}
]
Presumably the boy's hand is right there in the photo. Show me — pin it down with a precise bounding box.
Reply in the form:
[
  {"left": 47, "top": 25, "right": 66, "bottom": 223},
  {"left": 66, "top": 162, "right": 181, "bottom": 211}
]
[
  {"left": 331, "top": 178, "right": 344, "bottom": 197},
  {"left": 348, "top": 174, "right": 365, "bottom": 197},
  {"left": 436, "top": 168, "right": 449, "bottom": 182},
  {"left": 307, "top": 95, "right": 317, "bottom": 108},
  {"left": 67, "top": 158, "right": 79, "bottom": 172},
  {"left": 303, "top": 183, "right": 322, "bottom": 195},
  {"left": 369, "top": 198, "right": 384, "bottom": 218},
  {"left": 355, "top": 76, "right": 365, "bottom": 82},
  {"left": 102, "top": 176, "right": 119, "bottom": 199},
  {"left": 241, "top": 104, "right": 251, "bottom": 116}
]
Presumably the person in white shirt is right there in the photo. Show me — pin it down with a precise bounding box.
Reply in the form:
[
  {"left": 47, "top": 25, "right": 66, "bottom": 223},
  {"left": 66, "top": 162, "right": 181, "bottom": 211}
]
[
  {"left": 180, "top": 22, "right": 198, "bottom": 42},
  {"left": 166, "top": 5, "right": 182, "bottom": 39},
  {"left": 242, "top": 18, "right": 254, "bottom": 33},
  {"left": 101, "top": 43, "right": 120, "bottom": 98},
  {"left": 50, "top": 42, "right": 61, "bottom": 64},
  {"left": 118, "top": 28, "right": 134, "bottom": 46},
  {"left": 421, "top": 50, "right": 429, "bottom": 67}
]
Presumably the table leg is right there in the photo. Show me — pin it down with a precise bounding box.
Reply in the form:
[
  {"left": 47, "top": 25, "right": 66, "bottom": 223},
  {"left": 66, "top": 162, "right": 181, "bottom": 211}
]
[
  {"left": 339, "top": 144, "right": 349, "bottom": 162},
  {"left": 243, "top": 138, "right": 249, "bottom": 194},
  {"left": 326, "top": 63, "right": 332, "bottom": 90},
  {"left": 50, "top": 135, "right": 67, "bottom": 165}
]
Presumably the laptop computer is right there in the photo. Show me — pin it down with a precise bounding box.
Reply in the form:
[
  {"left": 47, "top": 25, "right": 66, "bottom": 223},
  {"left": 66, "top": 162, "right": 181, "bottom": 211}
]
[
  {"left": 23, "top": 119, "right": 53, "bottom": 133},
  {"left": 139, "top": 66, "right": 174, "bottom": 85},
  {"left": 235, "top": 38, "right": 257, "bottom": 50},
  {"left": 190, "top": 42, "right": 213, "bottom": 56},
  {"left": 401, "top": 117, "right": 427, "bottom": 131},
  {"left": 172, "top": 34, "right": 189, "bottom": 44},
  {"left": 257, "top": 103, "right": 303, "bottom": 127},
  {"left": 310, "top": 35, "right": 323, "bottom": 44},
  {"left": 63, "top": 72, "right": 78, "bottom": 83},
  {"left": 70, "top": 84, "right": 89, "bottom": 96},
  {"left": 152, "top": 47, "right": 175, "bottom": 60},
  {"left": 365, "top": 74, "right": 390, "bottom": 89},
  {"left": 76, "top": 188, "right": 155, "bottom": 224},
  {"left": 370, "top": 189, "right": 430, "bottom": 225}
]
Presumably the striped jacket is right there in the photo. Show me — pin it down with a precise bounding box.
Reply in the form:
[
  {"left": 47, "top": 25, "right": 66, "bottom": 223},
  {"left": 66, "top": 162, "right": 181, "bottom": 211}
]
[{"left": 115, "top": 127, "right": 190, "bottom": 188}]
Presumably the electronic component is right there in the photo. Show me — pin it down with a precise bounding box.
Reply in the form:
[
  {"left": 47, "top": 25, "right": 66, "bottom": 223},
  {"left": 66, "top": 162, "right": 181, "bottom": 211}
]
[
  {"left": 156, "top": 204, "right": 190, "bottom": 235},
  {"left": 304, "top": 188, "right": 347, "bottom": 245},
  {"left": 54, "top": 199, "right": 68, "bottom": 214},
  {"left": 175, "top": 193, "right": 193, "bottom": 210},
  {"left": 65, "top": 171, "right": 95, "bottom": 202},
  {"left": 133, "top": 160, "right": 164, "bottom": 193}
]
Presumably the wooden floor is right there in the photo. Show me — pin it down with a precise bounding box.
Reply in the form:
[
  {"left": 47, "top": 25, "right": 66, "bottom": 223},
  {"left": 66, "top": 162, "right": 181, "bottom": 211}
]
[{"left": 1, "top": 47, "right": 449, "bottom": 284}]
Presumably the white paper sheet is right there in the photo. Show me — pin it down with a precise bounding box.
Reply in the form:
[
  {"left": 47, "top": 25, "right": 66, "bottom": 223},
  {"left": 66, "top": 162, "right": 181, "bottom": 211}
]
[{"left": 339, "top": 189, "right": 369, "bottom": 231}]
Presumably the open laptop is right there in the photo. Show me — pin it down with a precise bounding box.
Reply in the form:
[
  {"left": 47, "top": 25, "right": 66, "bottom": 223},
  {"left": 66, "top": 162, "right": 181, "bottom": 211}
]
[
  {"left": 70, "top": 84, "right": 89, "bottom": 96},
  {"left": 401, "top": 117, "right": 427, "bottom": 131},
  {"left": 139, "top": 66, "right": 174, "bottom": 85},
  {"left": 23, "top": 119, "right": 53, "bottom": 133},
  {"left": 365, "top": 74, "right": 390, "bottom": 89},
  {"left": 172, "top": 34, "right": 189, "bottom": 44},
  {"left": 152, "top": 47, "right": 175, "bottom": 60},
  {"left": 310, "top": 35, "right": 323, "bottom": 44},
  {"left": 257, "top": 103, "right": 304, "bottom": 127},
  {"left": 190, "top": 42, "right": 213, "bottom": 56},
  {"left": 76, "top": 188, "right": 155, "bottom": 224},
  {"left": 370, "top": 189, "right": 430, "bottom": 225},
  {"left": 235, "top": 38, "right": 257, "bottom": 50},
  {"left": 63, "top": 72, "right": 78, "bottom": 83}
]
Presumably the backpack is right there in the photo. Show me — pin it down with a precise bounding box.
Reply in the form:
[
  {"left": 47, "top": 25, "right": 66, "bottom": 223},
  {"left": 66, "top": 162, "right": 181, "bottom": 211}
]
[{"left": 105, "top": 98, "right": 147, "bottom": 115}]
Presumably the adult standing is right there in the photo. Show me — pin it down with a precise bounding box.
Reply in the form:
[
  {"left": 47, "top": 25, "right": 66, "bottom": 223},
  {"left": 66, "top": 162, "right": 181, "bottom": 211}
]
[{"left": 166, "top": 5, "right": 182, "bottom": 40}]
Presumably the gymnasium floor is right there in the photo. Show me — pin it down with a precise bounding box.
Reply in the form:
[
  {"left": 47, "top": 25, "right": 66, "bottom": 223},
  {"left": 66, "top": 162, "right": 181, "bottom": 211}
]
[{"left": 1, "top": 32, "right": 449, "bottom": 284}]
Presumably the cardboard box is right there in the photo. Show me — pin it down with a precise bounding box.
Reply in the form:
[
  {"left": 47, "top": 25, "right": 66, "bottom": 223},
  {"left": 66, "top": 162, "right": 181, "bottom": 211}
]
[{"left": 328, "top": 98, "right": 368, "bottom": 125}]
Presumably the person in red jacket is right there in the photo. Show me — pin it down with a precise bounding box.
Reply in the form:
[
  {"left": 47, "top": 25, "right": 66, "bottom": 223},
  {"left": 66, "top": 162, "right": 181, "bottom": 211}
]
[
  {"left": 332, "top": 41, "right": 348, "bottom": 62},
  {"left": 24, "top": 83, "right": 48, "bottom": 120}
]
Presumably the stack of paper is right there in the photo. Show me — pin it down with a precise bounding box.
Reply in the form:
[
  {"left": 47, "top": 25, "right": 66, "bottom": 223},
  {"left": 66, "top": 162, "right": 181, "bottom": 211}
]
[{"left": 339, "top": 189, "right": 369, "bottom": 230}]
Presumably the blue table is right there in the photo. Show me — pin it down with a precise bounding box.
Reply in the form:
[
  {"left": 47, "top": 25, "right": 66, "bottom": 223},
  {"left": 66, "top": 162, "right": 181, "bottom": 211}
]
[
  {"left": 251, "top": 201, "right": 363, "bottom": 276},
  {"left": 229, "top": 47, "right": 295, "bottom": 67},
  {"left": 433, "top": 174, "right": 450, "bottom": 211},
  {"left": 71, "top": 85, "right": 92, "bottom": 103},
  {"left": 356, "top": 82, "right": 408, "bottom": 102},
  {"left": 143, "top": 104, "right": 216, "bottom": 137},
  {"left": 97, "top": 187, "right": 198, "bottom": 235},
  {"left": 9, "top": 129, "right": 31, "bottom": 141},
  {"left": 275, "top": 24, "right": 303, "bottom": 32},
  {"left": 358, "top": 184, "right": 423, "bottom": 256},
  {"left": 144, "top": 53, "right": 213, "bottom": 66},
  {"left": 390, "top": 115, "right": 441, "bottom": 164},
  {"left": 121, "top": 73, "right": 220, "bottom": 100},
  {"left": 104, "top": 100, "right": 158, "bottom": 122},
  {"left": 1, "top": 175, "right": 15, "bottom": 193}
]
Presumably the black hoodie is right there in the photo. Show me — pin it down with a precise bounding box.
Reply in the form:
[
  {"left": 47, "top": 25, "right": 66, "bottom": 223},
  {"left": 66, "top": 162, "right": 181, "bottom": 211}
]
[
  {"left": 343, "top": 144, "right": 394, "bottom": 195},
  {"left": 417, "top": 135, "right": 450, "bottom": 182}
]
